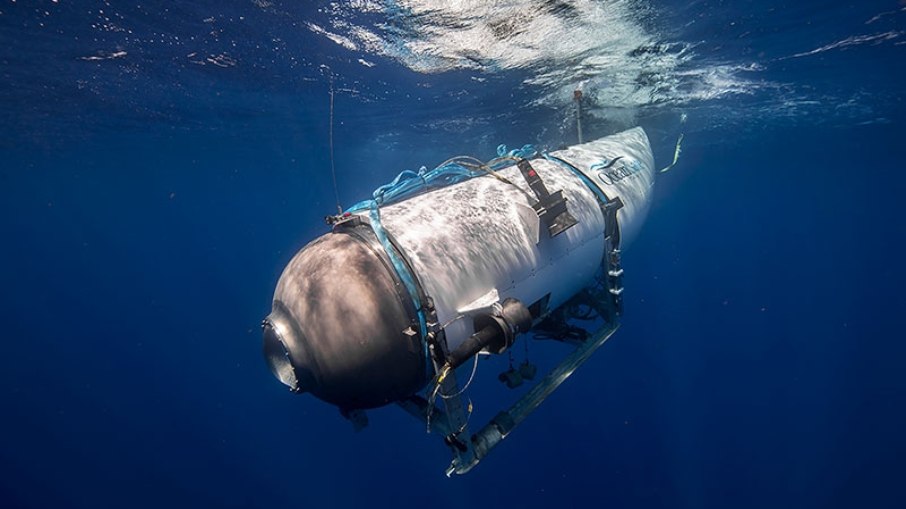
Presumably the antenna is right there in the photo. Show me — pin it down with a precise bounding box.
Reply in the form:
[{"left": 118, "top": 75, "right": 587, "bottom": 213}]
[
  {"left": 328, "top": 80, "right": 342, "bottom": 214},
  {"left": 574, "top": 89, "right": 584, "bottom": 144}
]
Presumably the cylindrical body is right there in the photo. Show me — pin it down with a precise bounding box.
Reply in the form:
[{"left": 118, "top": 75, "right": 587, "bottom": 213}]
[
  {"left": 264, "top": 127, "right": 655, "bottom": 410},
  {"left": 375, "top": 127, "right": 654, "bottom": 352}
]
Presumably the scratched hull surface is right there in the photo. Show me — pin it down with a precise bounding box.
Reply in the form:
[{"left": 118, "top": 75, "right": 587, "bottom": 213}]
[{"left": 379, "top": 128, "right": 655, "bottom": 350}]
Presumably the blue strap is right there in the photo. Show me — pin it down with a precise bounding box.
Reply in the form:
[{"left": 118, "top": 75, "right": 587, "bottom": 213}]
[
  {"left": 366, "top": 203, "right": 430, "bottom": 367},
  {"left": 542, "top": 153, "right": 610, "bottom": 206},
  {"left": 497, "top": 143, "right": 538, "bottom": 159},
  {"left": 346, "top": 164, "right": 483, "bottom": 214}
]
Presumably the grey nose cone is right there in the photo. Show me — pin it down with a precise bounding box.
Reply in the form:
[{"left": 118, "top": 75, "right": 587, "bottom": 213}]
[{"left": 263, "top": 229, "right": 427, "bottom": 410}]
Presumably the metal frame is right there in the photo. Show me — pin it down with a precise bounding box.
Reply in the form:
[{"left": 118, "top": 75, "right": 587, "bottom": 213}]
[
  {"left": 398, "top": 234, "right": 623, "bottom": 475},
  {"left": 399, "top": 311, "right": 619, "bottom": 475}
]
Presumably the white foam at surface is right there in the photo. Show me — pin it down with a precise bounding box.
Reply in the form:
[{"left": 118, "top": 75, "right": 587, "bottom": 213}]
[{"left": 311, "top": 0, "right": 772, "bottom": 120}]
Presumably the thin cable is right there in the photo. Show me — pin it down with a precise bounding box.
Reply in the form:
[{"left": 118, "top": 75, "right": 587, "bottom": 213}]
[
  {"left": 425, "top": 365, "right": 449, "bottom": 432},
  {"left": 456, "top": 398, "right": 474, "bottom": 434},
  {"left": 328, "top": 83, "right": 342, "bottom": 214},
  {"left": 455, "top": 157, "right": 536, "bottom": 202},
  {"left": 425, "top": 354, "right": 480, "bottom": 432},
  {"left": 440, "top": 354, "right": 480, "bottom": 400}
]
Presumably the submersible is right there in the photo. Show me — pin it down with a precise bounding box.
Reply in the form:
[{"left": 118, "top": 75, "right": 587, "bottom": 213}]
[{"left": 263, "top": 127, "right": 656, "bottom": 474}]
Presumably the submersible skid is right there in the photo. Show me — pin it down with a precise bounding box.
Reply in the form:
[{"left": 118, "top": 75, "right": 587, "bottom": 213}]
[{"left": 263, "top": 127, "right": 656, "bottom": 468}]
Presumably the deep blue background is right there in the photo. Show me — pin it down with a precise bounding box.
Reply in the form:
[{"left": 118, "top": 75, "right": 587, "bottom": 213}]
[{"left": 2, "top": 1, "right": 905, "bottom": 508}]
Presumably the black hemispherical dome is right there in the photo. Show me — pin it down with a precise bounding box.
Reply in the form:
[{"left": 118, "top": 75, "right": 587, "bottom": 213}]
[{"left": 263, "top": 227, "right": 428, "bottom": 410}]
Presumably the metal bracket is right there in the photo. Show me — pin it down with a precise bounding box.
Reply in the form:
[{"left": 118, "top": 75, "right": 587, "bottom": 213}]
[
  {"left": 516, "top": 159, "right": 578, "bottom": 237},
  {"left": 400, "top": 300, "right": 621, "bottom": 476}
]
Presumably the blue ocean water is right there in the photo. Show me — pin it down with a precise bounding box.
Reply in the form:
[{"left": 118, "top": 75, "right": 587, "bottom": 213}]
[{"left": 1, "top": 1, "right": 905, "bottom": 508}]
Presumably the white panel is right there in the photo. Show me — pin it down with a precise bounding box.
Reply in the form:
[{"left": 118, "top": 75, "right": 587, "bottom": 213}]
[{"left": 376, "top": 128, "right": 655, "bottom": 351}]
